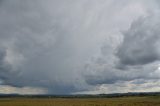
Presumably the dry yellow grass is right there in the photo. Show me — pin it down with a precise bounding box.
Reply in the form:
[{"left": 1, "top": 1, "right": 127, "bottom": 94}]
[{"left": 0, "top": 96, "right": 160, "bottom": 106}]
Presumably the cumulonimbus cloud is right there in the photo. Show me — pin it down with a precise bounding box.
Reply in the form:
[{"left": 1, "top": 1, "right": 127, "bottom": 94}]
[
  {"left": 0, "top": 0, "right": 160, "bottom": 94},
  {"left": 117, "top": 16, "right": 160, "bottom": 66},
  {"left": 83, "top": 4, "right": 160, "bottom": 93}
]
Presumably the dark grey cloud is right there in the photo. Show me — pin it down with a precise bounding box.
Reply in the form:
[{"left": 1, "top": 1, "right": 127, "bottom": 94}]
[
  {"left": 117, "top": 16, "right": 160, "bottom": 66},
  {"left": 0, "top": 47, "right": 20, "bottom": 87},
  {"left": 1, "top": 0, "right": 111, "bottom": 94},
  {"left": 84, "top": 61, "right": 159, "bottom": 86},
  {"left": 83, "top": 11, "right": 160, "bottom": 90},
  {"left": 0, "top": 0, "right": 160, "bottom": 94},
  {"left": 0, "top": 0, "right": 80, "bottom": 94},
  {"left": 0, "top": 48, "right": 8, "bottom": 80}
]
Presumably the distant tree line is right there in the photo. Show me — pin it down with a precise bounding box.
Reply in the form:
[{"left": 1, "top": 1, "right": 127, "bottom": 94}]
[{"left": 0, "top": 92, "right": 160, "bottom": 98}]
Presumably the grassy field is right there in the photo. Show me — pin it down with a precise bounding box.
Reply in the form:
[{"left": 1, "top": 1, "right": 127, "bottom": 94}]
[{"left": 0, "top": 96, "right": 160, "bottom": 106}]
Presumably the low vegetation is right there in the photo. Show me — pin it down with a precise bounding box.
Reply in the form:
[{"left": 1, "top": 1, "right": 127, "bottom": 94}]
[{"left": 0, "top": 96, "right": 160, "bottom": 106}]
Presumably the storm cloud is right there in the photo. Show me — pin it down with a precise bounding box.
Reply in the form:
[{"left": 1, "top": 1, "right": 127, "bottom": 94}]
[
  {"left": 0, "top": 0, "right": 160, "bottom": 94},
  {"left": 82, "top": 1, "right": 160, "bottom": 93},
  {"left": 117, "top": 16, "right": 160, "bottom": 66}
]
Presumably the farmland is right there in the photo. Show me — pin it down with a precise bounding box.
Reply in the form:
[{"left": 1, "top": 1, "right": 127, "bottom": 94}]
[{"left": 0, "top": 96, "right": 160, "bottom": 106}]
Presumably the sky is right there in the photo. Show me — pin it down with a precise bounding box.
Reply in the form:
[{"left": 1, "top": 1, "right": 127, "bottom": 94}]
[{"left": 0, "top": 0, "right": 160, "bottom": 94}]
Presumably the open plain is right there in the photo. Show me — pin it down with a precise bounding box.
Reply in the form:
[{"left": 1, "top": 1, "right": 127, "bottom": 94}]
[{"left": 0, "top": 96, "right": 160, "bottom": 106}]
